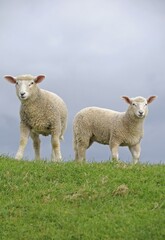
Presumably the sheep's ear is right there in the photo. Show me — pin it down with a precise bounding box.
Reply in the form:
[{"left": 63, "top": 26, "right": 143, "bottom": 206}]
[
  {"left": 4, "top": 75, "right": 16, "bottom": 84},
  {"left": 34, "top": 75, "right": 45, "bottom": 84},
  {"left": 147, "top": 96, "right": 157, "bottom": 104},
  {"left": 122, "top": 96, "right": 132, "bottom": 104}
]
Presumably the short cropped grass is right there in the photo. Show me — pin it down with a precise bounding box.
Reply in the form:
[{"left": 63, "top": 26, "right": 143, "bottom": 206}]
[{"left": 0, "top": 155, "right": 165, "bottom": 240}]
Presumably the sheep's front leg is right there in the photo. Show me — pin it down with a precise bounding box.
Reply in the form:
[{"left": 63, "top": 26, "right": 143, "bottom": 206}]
[
  {"left": 110, "top": 142, "right": 119, "bottom": 162},
  {"left": 30, "top": 132, "right": 41, "bottom": 160},
  {"left": 129, "top": 144, "right": 141, "bottom": 164},
  {"left": 51, "top": 134, "right": 62, "bottom": 162},
  {"left": 15, "top": 123, "right": 30, "bottom": 160}
]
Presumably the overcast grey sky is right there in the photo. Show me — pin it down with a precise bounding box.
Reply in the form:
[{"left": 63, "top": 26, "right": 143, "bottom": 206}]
[{"left": 1, "top": 0, "right": 165, "bottom": 163}]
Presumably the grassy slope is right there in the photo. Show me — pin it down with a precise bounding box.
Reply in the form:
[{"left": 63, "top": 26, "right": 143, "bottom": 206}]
[{"left": 0, "top": 155, "right": 165, "bottom": 240}]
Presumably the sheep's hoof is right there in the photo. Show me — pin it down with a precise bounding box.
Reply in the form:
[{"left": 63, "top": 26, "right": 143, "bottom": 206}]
[
  {"left": 74, "top": 158, "right": 86, "bottom": 163},
  {"left": 52, "top": 158, "right": 62, "bottom": 163},
  {"left": 132, "top": 161, "right": 140, "bottom": 165},
  {"left": 111, "top": 158, "right": 119, "bottom": 163},
  {"left": 15, "top": 155, "right": 22, "bottom": 161}
]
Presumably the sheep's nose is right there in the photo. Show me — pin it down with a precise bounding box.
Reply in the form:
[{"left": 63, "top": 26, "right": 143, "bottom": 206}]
[
  {"left": 139, "top": 110, "right": 144, "bottom": 115},
  {"left": 20, "top": 92, "right": 25, "bottom": 97}
]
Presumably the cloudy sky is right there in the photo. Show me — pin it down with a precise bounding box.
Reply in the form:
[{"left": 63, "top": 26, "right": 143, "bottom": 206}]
[{"left": 1, "top": 0, "right": 165, "bottom": 163}]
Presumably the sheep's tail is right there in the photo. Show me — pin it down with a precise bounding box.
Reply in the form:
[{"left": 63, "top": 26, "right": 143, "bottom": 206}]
[{"left": 60, "top": 135, "right": 64, "bottom": 141}]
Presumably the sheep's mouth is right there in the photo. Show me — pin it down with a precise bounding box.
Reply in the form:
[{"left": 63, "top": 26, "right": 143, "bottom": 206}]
[
  {"left": 137, "top": 114, "right": 145, "bottom": 119},
  {"left": 20, "top": 95, "right": 28, "bottom": 100}
]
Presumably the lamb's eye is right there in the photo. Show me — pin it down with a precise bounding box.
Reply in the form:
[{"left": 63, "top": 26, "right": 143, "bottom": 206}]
[
  {"left": 29, "top": 81, "right": 34, "bottom": 86},
  {"left": 132, "top": 103, "right": 136, "bottom": 106},
  {"left": 16, "top": 81, "right": 19, "bottom": 85}
]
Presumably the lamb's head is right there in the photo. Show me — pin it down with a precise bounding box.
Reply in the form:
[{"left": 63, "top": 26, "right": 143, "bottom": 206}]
[
  {"left": 122, "top": 96, "right": 157, "bottom": 119},
  {"left": 4, "top": 74, "right": 45, "bottom": 101}
]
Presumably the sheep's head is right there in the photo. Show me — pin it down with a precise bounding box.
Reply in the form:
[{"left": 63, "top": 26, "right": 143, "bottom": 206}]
[
  {"left": 122, "top": 96, "right": 157, "bottom": 119},
  {"left": 4, "top": 74, "right": 45, "bottom": 101}
]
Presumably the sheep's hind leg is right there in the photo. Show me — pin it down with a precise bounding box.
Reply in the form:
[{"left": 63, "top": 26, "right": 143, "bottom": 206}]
[
  {"left": 76, "top": 136, "right": 94, "bottom": 162},
  {"left": 30, "top": 132, "right": 41, "bottom": 160},
  {"left": 73, "top": 138, "right": 86, "bottom": 162},
  {"left": 129, "top": 144, "right": 141, "bottom": 164},
  {"left": 76, "top": 143, "right": 87, "bottom": 162},
  {"left": 73, "top": 134, "right": 82, "bottom": 162},
  {"left": 15, "top": 123, "right": 30, "bottom": 160},
  {"left": 78, "top": 146, "right": 86, "bottom": 162},
  {"left": 51, "top": 134, "right": 62, "bottom": 162},
  {"left": 73, "top": 139, "right": 79, "bottom": 161}
]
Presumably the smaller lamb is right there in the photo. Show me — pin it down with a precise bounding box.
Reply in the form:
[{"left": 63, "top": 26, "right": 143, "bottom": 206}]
[
  {"left": 73, "top": 96, "right": 156, "bottom": 164},
  {"left": 4, "top": 74, "right": 68, "bottom": 162}
]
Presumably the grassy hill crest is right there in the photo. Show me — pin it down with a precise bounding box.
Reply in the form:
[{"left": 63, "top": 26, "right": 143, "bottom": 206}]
[{"left": 0, "top": 155, "right": 165, "bottom": 240}]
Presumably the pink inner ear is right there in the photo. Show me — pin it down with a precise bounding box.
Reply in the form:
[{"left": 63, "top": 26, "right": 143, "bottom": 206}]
[
  {"left": 4, "top": 75, "right": 16, "bottom": 84},
  {"left": 122, "top": 96, "right": 132, "bottom": 104},
  {"left": 147, "top": 96, "right": 157, "bottom": 104},
  {"left": 35, "top": 75, "right": 45, "bottom": 84}
]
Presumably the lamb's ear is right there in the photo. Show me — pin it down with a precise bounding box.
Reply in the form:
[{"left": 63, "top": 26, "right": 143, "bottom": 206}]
[
  {"left": 122, "top": 96, "right": 132, "bottom": 104},
  {"left": 34, "top": 75, "right": 45, "bottom": 84},
  {"left": 4, "top": 75, "right": 16, "bottom": 84},
  {"left": 147, "top": 96, "right": 157, "bottom": 104}
]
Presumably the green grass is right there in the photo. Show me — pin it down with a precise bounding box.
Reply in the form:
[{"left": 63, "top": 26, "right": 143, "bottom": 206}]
[{"left": 0, "top": 155, "right": 165, "bottom": 240}]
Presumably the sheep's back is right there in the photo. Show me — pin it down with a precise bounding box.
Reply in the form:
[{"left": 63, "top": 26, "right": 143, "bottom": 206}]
[{"left": 74, "top": 107, "right": 122, "bottom": 144}]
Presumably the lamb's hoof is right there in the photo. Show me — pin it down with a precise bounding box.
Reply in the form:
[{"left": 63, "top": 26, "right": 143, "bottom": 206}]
[
  {"left": 111, "top": 158, "right": 120, "bottom": 163},
  {"left": 15, "top": 155, "right": 22, "bottom": 161},
  {"left": 52, "top": 158, "right": 62, "bottom": 163},
  {"left": 74, "top": 158, "right": 86, "bottom": 163}
]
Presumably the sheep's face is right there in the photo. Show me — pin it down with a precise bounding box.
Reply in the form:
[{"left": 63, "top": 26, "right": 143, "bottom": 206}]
[
  {"left": 122, "top": 96, "right": 157, "bottom": 119},
  {"left": 15, "top": 80, "right": 36, "bottom": 101},
  {"left": 4, "top": 74, "right": 45, "bottom": 102},
  {"left": 130, "top": 98, "right": 148, "bottom": 119}
]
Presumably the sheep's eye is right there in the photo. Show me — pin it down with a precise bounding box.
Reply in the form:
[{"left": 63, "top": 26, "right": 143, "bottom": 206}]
[
  {"left": 29, "top": 81, "right": 34, "bottom": 86},
  {"left": 132, "top": 103, "right": 136, "bottom": 106},
  {"left": 16, "top": 81, "right": 19, "bottom": 85}
]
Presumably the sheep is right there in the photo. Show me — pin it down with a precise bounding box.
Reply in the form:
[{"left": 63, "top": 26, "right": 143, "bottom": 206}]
[
  {"left": 73, "top": 96, "right": 156, "bottom": 164},
  {"left": 4, "top": 74, "right": 68, "bottom": 162}
]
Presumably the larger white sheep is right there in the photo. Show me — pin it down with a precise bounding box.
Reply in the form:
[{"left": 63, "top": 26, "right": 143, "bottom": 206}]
[
  {"left": 73, "top": 96, "right": 156, "bottom": 164},
  {"left": 4, "top": 74, "right": 68, "bottom": 162}
]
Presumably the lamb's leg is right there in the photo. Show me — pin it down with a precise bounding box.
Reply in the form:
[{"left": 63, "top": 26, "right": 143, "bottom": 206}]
[
  {"left": 76, "top": 143, "right": 86, "bottom": 162},
  {"left": 73, "top": 138, "right": 79, "bottom": 161},
  {"left": 15, "top": 123, "right": 30, "bottom": 160},
  {"left": 73, "top": 133, "right": 84, "bottom": 162},
  {"left": 110, "top": 143, "right": 119, "bottom": 162},
  {"left": 74, "top": 133, "right": 91, "bottom": 162},
  {"left": 74, "top": 149, "right": 79, "bottom": 161},
  {"left": 51, "top": 134, "right": 62, "bottom": 162},
  {"left": 129, "top": 144, "right": 141, "bottom": 164},
  {"left": 76, "top": 139, "right": 94, "bottom": 162},
  {"left": 30, "top": 132, "right": 41, "bottom": 160}
]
